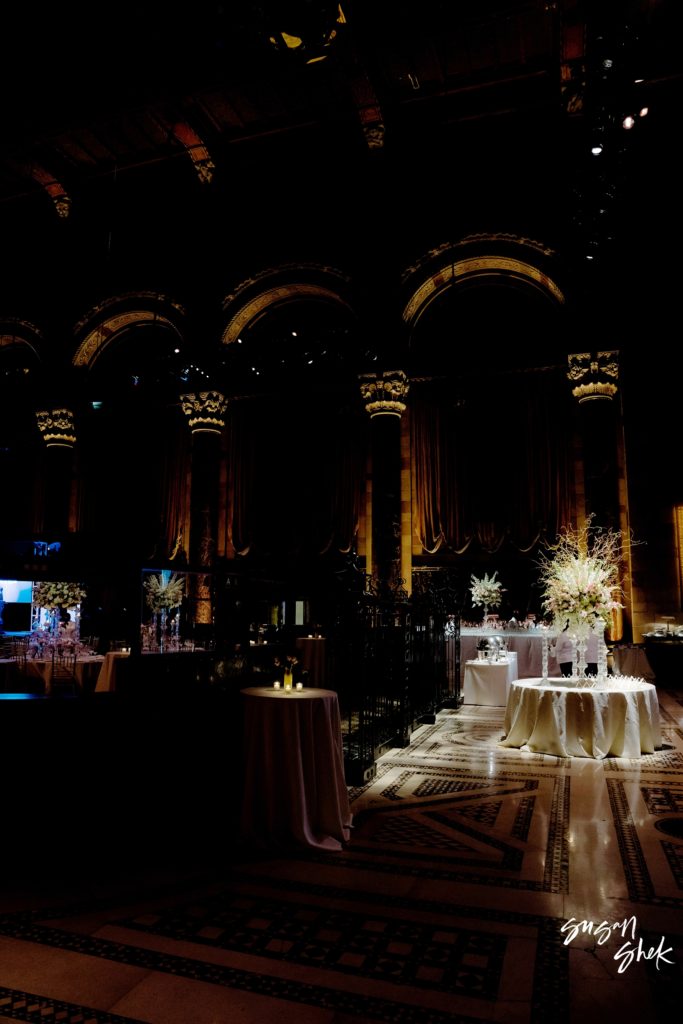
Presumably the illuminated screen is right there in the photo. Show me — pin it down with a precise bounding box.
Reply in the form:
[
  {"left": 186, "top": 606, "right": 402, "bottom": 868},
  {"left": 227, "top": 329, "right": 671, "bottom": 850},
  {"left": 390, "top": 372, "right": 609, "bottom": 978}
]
[{"left": 0, "top": 580, "right": 33, "bottom": 603}]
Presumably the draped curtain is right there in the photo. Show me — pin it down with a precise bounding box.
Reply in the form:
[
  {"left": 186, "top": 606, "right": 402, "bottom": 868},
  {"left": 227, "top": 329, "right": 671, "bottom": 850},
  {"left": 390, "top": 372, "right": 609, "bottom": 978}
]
[
  {"left": 227, "top": 393, "right": 365, "bottom": 560},
  {"left": 412, "top": 369, "right": 574, "bottom": 555}
]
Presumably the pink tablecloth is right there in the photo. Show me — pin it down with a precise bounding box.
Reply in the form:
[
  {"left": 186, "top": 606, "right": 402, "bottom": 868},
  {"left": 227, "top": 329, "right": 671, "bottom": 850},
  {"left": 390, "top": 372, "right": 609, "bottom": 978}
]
[{"left": 240, "top": 686, "right": 352, "bottom": 850}]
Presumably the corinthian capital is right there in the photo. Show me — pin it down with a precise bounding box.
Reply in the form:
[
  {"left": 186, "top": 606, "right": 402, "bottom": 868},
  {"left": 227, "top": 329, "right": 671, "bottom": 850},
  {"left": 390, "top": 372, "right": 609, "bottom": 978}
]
[
  {"left": 180, "top": 391, "right": 228, "bottom": 434},
  {"left": 36, "top": 408, "right": 77, "bottom": 447},
  {"left": 359, "top": 370, "right": 409, "bottom": 418},
  {"left": 567, "top": 351, "right": 619, "bottom": 402}
]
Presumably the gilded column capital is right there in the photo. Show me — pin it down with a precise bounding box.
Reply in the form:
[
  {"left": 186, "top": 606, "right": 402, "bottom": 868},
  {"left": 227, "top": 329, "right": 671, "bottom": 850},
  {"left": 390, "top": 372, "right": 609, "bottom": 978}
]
[
  {"left": 180, "top": 391, "right": 228, "bottom": 434},
  {"left": 567, "top": 351, "right": 619, "bottom": 402},
  {"left": 359, "top": 369, "right": 410, "bottom": 418},
  {"left": 35, "top": 408, "right": 77, "bottom": 447}
]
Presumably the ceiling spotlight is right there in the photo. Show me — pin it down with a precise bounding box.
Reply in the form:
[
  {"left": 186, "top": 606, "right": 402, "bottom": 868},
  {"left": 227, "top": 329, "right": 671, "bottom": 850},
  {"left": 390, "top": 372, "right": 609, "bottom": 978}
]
[
  {"left": 622, "top": 115, "right": 635, "bottom": 130},
  {"left": 291, "top": 331, "right": 298, "bottom": 337},
  {"left": 591, "top": 144, "right": 604, "bottom": 156},
  {"left": 639, "top": 106, "right": 649, "bottom": 117},
  {"left": 174, "top": 347, "right": 180, "bottom": 354}
]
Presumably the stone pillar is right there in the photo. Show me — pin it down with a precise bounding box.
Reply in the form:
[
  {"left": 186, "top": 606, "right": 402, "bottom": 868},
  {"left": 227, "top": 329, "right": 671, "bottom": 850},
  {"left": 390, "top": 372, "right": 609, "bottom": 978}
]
[
  {"left": 359, "top": 370, "right": 410, "bottom": 590},
  {"left": 567, "top": 351, "right": 620, "bottom": 529},
  {"left": 35, "top": 407, "right": 77, "bottom": 537},
  {"left": 180, "top": 391, "right": 228, "bottom": 640},
  {"left": 567, "top": 351, "right": 628, "bottom": 637}
]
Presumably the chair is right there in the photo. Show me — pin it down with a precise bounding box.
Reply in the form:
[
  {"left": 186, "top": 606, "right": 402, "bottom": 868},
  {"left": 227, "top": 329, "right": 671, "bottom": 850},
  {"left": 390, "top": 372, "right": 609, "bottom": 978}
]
[{"left": 50, "top": 649, "right": 79, "bottom": 697}]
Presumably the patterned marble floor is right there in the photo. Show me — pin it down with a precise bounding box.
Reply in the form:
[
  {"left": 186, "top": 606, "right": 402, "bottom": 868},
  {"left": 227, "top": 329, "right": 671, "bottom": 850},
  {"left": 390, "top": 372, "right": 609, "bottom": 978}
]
[{"left": 1, "top": 691, "right": 682, "bottom": 1023}]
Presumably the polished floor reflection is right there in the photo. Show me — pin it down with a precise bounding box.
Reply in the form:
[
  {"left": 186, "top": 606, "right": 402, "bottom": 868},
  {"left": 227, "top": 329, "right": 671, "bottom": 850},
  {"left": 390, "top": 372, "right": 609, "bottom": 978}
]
[{"left": 1, "top": 690, "right": 682, "bottom": 1023}]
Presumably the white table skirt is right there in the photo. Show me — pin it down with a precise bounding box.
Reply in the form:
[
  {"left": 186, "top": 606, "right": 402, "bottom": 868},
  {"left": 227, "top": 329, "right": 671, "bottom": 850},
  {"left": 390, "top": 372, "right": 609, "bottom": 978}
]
[
  {"left": 500, "top": 677, "right": 662, "bottom": 759},
  {"left": 612, "top": 645, "right": 655, "bottom": 681},
  {"left": 460, "top": 630, "right": 559, "bottom": 680},
  {"left": 240, "top": 686, "right": 352, "bottom": 850},
  {"left": 463, "top": 654, "right": 518, "bottom": 706}
]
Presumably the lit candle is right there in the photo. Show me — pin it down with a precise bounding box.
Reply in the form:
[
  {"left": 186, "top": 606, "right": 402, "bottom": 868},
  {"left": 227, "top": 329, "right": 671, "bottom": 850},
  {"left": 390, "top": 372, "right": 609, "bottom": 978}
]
[
  {"left": 284, "top": 669, "right": 293, "bottom": 691},
  {"left": 295, "top": 682, "right": 303, "bottom": 691},
  {"left": 273, "top": 680, "right": 280, "bottom": 689}
]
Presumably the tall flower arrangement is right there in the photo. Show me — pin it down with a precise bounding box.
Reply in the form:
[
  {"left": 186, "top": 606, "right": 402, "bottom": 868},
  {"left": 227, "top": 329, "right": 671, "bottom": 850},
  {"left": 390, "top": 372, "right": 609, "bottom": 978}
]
[
  {"left": 143, "top": 572, "right": 185, "bottom": 612},
  {"left": 538, "top": 520, "right": 623, "bottom": 633},
  {"left": 470, "top": 571, "right": 503, "bottom": 611},
  {"left": 32, "top": 581, "right": 87, "bottom": 610}
]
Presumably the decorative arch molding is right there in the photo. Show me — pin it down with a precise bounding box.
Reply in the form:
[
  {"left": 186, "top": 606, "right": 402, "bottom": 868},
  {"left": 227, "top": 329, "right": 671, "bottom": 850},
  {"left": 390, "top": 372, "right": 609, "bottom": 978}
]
[
  {"left": 72, "top": 292, "right": 187, "bottom": 369},
  {"left": 0, "top": 318, "right": 44, "bottom": 361},
  {"left": 221, "top": 263, "right": 354, "bottom": 345},
  {"left": 401, "top": 234, "right": 566, "bottom": 330}
]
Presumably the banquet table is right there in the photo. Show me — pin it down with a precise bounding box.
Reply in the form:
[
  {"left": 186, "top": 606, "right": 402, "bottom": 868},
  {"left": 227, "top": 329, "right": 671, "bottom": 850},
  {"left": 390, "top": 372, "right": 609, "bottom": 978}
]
[
  {"left": 500, "top": 677, "right": 661, "bottom": 759},
  {"left": 240, "top": 686, "right": 352, "bottom": 850},
  {"left": 463, "top": 654, "right": 518, "bottom": 706},
  {"left": 94, "top": 650, "right": 130, "bottom": 692},
  {"left": 1, "top": 655, "right": 104, "bottom": 695}
]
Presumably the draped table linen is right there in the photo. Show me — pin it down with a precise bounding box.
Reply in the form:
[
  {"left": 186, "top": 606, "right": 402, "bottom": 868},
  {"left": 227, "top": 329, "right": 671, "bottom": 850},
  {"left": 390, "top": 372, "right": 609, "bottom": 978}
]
[
  {"left": 463, "top": 654, "right": 518, "bottom": 706},
  {"left": 612, "top": 644, "right": 655, "bottom": 681},
  {"left": 240, "top": 686, "right": 352, "bottom": 850},
  {"left": 2, "top": 655, "right": 104, "bottom": 694},
  {"left": 294, "top": 637, "right": 326, "bottom": 687},
  {"left": 500, "top": 677, "right": 661, "bottom": 759},
  {"left": 460, "top": 629, "right": 559, "bottom": 680},
  {"left": 94, "top": 650, "right": 130, "bottom": 692}
]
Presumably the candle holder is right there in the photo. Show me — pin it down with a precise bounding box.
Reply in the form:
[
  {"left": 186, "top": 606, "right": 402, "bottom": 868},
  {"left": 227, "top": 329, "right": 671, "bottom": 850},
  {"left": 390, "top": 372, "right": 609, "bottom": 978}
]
[
  {"left": 283, "top": 669, "right": 293, "bottom": 692},
  {"left": 273, "top": 680, "right": 281, "bottom": 690},
  {"left": 295, "top": 682, "right": 303, "bottom": 691}
]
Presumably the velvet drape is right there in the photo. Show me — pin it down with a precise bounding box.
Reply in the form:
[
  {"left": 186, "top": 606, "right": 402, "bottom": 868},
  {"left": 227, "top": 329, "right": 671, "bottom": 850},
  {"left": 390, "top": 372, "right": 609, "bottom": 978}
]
[{"left": 412, "top": 369, "right": 574, "bottom": 556}]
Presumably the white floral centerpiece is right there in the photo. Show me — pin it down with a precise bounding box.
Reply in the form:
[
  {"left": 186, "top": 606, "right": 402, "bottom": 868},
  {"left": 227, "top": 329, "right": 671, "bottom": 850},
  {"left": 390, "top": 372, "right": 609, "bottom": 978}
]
[
  {"left": 538, "top": 519, "right": 624, "bottom": 680},
  {"left": 32, "top": 581, "right": 87, "bottom": 638},
  {"left": 470, "top": 571, "right": 503, "bottom": 622},
  {"left": 143, "top": 572, "right": 185, "bottom": 612},
  {"left": 32, "top": 581, "right": 87, "bottom": 611}
]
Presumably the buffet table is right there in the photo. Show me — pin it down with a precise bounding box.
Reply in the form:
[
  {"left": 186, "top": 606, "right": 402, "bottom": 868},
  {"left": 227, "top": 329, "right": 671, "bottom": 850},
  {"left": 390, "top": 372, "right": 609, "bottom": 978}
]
[
  {"left": 240, "top": 686, "right": 352, "bottom": 850},
  {"left": 463, "top": 653, "right": 518, "bottom": 706},
  {"left": 460, "top": 629, "right": 559, "bottom": 680},
  {"left": 500, "top": 677, "right": 661, "bottom": 759}
]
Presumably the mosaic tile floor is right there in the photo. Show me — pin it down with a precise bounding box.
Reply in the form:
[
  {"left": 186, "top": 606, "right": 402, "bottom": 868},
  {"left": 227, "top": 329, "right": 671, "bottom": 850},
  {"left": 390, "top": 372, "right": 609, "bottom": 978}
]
[{"left": 1, "top": 691, "right": 682, "bottom": 1022}]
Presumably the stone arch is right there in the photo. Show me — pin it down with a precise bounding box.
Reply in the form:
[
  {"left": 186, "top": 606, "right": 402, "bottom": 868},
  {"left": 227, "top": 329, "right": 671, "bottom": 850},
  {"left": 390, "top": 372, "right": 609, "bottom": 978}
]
[
  {"left": 221, "top": 263, "right": 354, "bottom": 346},
  {"left": 0, "top": 318, "right": 44, "bottom": 363},
  {"left": 401, "top": 234, "right": 566, "bottom": 332},
  {"left": 72, "top": 292, "right": 187, "bottom": 370}
]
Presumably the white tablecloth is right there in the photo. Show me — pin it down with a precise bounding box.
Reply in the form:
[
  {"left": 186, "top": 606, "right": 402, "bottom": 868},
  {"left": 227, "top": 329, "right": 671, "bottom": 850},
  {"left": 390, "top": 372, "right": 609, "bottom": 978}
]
[
  {"left": 612, "top": 645, "right": 655, "bottom": 681},
  {"left": 240, "top": 686, "right": 352, "bottom": 850},
  {"left": 460, "top": 630, "right": 559, "bottom": 679},
  {"left": 2, "top": 655, "right": 104, "bottom": 694},
  {"left": 463, "top": 654, "right": 518, "bottom": 706},
  {"left": 500, "top": 677, "right": 661, "bottom": 759},
  {"left": 94, "top": 650, "right": 130, "bottom": 692}
]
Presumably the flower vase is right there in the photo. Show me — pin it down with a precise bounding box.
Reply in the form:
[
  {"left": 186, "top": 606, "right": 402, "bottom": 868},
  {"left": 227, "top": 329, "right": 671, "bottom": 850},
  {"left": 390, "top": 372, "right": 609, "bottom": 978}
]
[
  {"left": 482, "top": 604, "right": 489, "bottom": 627},
  {"left": 571, "top": 623, "right": 590, "bottom": 683},
  {"left": 596, "top": 627, "right": 608, "bottom": 681},
  {"left": 541, "top": 633, "right": 551, "bottom": 681},
  {"left": 160, "top": 607, "right": 167, "bottom": 652}
]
